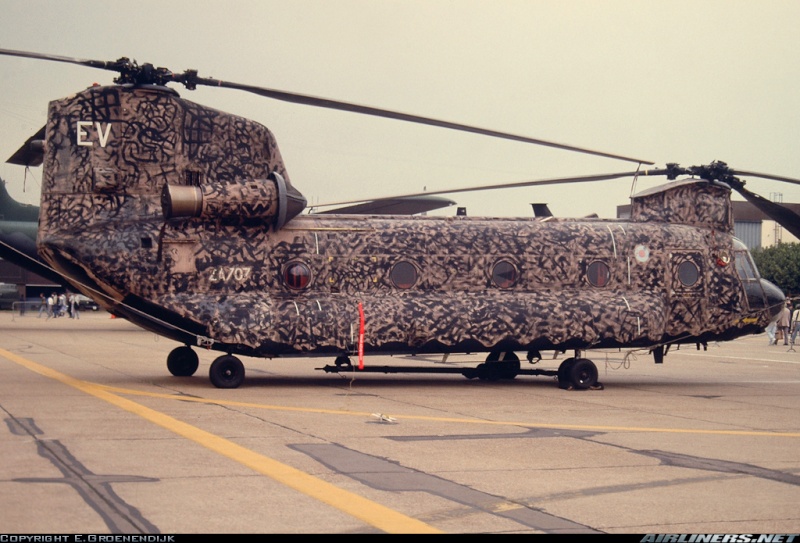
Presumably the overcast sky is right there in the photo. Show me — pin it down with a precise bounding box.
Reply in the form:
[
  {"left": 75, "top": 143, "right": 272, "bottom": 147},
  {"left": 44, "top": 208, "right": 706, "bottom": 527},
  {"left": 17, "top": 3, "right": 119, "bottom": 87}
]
[{"left": 1, "top": 0, "right": 798, "bottom": 219}]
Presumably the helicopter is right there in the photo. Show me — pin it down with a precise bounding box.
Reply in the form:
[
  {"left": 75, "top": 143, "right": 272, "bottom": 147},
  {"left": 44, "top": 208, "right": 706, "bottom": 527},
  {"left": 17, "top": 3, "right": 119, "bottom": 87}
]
[{"left": 0, "top": 48, "right": 795, "bottom": 390}]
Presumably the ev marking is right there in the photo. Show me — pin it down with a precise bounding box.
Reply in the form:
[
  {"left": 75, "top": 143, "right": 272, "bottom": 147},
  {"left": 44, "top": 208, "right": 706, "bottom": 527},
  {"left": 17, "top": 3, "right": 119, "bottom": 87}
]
[{"left": 76, "top": 121, "right": 112, "bottom": 147}]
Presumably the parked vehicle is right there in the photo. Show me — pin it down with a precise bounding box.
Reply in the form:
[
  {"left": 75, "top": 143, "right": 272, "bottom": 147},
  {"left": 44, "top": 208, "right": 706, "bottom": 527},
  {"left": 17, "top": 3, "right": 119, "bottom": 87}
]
[
  {"left": 0, "top": 283, "right": 19, "bottom": 310},
  {"left": 73, "top": 294, "right": 99, "bottom": 311}
]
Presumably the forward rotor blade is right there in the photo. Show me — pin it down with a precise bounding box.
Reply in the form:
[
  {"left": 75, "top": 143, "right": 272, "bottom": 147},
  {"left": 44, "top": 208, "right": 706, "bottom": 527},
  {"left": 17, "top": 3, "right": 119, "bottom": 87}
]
[
  {"left": 673, "top": 163, "right": 800, "bottom": 239},
  {"left": 726, "top": 179, "right": 800, "bottom": 240},
  {"left": 314, "top": 195, "right": 456, "bottom": 215},
  {"left": 732, "top": 169, "right": 800, "bottom": 186},
  {"left": 313, "top": 170, "right": 651, "bottom": 209}
]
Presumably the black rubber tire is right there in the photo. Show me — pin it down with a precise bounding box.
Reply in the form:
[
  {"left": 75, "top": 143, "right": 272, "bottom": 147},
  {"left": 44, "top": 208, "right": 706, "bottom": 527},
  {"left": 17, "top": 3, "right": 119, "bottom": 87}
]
[
  {"left": 480, "top": 351, "right": 520, "bottom": 380},
  {"left": 166, "top": 346, "right": 199, "bottom": 377},
  {"left": 209, "top": 355, "right": 245, "bottom": 389},
  {"left": 569, "top": 358, "right": 598, "bottom": 390},
  {"left": 334, "top": 355, "right": 352, "bottom": 368},
  {"left": 557, "top": 357, "right": 576, "bottom": 387}
]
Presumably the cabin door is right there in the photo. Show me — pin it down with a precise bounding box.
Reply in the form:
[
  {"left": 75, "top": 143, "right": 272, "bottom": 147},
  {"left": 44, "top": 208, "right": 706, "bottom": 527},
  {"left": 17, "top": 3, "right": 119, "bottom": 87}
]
[{"left": 666, "top": 251, "right": 706, "bottom": 336}]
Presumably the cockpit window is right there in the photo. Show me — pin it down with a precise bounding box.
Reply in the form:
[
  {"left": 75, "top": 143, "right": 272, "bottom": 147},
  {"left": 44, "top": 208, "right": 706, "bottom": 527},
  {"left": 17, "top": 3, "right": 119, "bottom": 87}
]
[
  {"left": 734, "top": 251, "right": 757, "bottom": 281},
  {"left": 732, "top": 238, "right": 761, "bottom": 281}
]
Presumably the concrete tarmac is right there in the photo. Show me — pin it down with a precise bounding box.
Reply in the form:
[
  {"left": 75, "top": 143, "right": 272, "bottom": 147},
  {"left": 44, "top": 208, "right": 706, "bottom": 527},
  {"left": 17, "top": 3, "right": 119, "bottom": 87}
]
[{"left": 0, "top": 309, "right": 799, "bottom": 534}]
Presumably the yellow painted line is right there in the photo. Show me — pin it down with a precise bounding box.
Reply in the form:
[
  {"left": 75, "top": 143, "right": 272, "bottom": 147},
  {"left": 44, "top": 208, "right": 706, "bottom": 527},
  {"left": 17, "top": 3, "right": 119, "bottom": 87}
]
[
  {"left": 94, "top": 383, "right": 800, "bottom": 438},
  {"left": 0, "top": 348, "right": 441, "bottom": 534}
]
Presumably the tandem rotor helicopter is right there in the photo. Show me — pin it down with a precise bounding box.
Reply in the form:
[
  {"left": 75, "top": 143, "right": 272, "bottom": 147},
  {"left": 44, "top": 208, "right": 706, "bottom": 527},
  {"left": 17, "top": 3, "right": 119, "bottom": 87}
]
[{"left": 0, "top": 47, "right": 796, "bottom": 390}]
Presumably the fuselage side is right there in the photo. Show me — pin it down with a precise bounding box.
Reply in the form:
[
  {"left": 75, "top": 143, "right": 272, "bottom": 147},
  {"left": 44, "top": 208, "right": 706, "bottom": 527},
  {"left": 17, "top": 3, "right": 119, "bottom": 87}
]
[{"left": 37, "top": 84, "right": 784, "bottom": 358}]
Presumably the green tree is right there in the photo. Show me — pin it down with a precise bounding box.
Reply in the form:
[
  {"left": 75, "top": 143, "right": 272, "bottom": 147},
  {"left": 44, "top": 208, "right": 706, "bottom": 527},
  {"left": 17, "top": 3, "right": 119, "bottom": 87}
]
[{"left": 751, "top": 242, "right": 800, "bottom": 297}]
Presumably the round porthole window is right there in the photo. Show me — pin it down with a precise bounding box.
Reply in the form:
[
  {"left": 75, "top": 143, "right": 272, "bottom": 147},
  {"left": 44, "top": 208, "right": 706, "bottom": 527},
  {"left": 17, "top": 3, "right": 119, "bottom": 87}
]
[
  {"left": 678, "top": 260, "right": 699, "bottom": 287},
  {"left": 284, "top": 261, "right": 312, "bottom": 290},
  {"left": 587, "top": 261, "right": 610, "bottom": 287},
  {"left": 492, "top": 260, "right": 518, "bottom": 289},
  {"left": 390, "top": 261, "right": 418, "bottom": 289}
]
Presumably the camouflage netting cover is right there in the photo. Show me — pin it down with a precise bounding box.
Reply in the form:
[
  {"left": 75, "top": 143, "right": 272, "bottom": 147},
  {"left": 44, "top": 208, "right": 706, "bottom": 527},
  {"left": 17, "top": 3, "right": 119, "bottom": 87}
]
[{"left": 36, "top": 85, "right": 775, "bottom": 358}]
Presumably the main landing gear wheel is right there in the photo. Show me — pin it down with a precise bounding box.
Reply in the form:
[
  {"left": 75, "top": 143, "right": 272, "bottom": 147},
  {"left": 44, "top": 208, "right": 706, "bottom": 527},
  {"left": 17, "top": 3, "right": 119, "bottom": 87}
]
[
  {"left": 166, "top": 346, "right": 199, "bottom": 377},
  {"left": 209, "top": 355, "right": 245, "bottom": 389},
  {"left": 557, "top": 357, "right": 576, "bottom": 386},
  {"left": 469, "top": 351, "right": 520, "bottom": 381},
  {"left": 558, "top": 357, "right": 601, "bottom": 390},
  {"left": 334, "top": 355, "right": 353, "bottom": 368}
]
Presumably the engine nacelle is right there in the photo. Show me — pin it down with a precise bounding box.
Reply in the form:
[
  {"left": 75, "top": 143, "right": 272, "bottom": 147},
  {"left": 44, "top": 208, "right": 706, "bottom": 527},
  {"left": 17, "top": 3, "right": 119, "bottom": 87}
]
[{"left": 162, "top": 172, "right": 306, "bottom": 229}]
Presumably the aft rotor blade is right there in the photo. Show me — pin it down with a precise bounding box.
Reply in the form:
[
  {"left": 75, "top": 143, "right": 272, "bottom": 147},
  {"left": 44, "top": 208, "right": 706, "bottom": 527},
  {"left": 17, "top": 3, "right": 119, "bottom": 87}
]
[
  {"left": 0, "top": 48, "right": 653, "bottom": 165},
  {"left": 198, "top": 77, "right": 653, "bottom": 165},
  {"left": 0, "top": 47, "right": 121, "bottom": 72}
]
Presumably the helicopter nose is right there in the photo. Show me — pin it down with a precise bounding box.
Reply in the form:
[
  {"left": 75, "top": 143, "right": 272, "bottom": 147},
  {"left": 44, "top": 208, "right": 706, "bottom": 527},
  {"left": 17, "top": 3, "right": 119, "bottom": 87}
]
[{"left": 760, "top": 278, "right": 785, "bottom": 320}]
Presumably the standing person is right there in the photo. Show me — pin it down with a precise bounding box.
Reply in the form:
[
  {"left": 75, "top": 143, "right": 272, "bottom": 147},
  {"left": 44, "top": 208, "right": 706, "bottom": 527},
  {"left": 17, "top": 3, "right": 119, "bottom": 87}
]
[
  {"left": 46, "top": 293, "right": 55, "bottom": 319},
  {"left": 37, "top": 293, "right": 46, "bottom": 318},
  {"left": 70, "top": 293, "right": 80, "bottom": 319},
  {"left": 57, "top": 292, "right": 67, "bottom": 317},
  {"left": 791, "top": 302, "right": 800, "bottom": 345},
  {"left": 766, "top": 320, "right": 777, "bottom": 345},
  {"left": 777, "top": 301, "right": 791, "bottom": 346}
]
